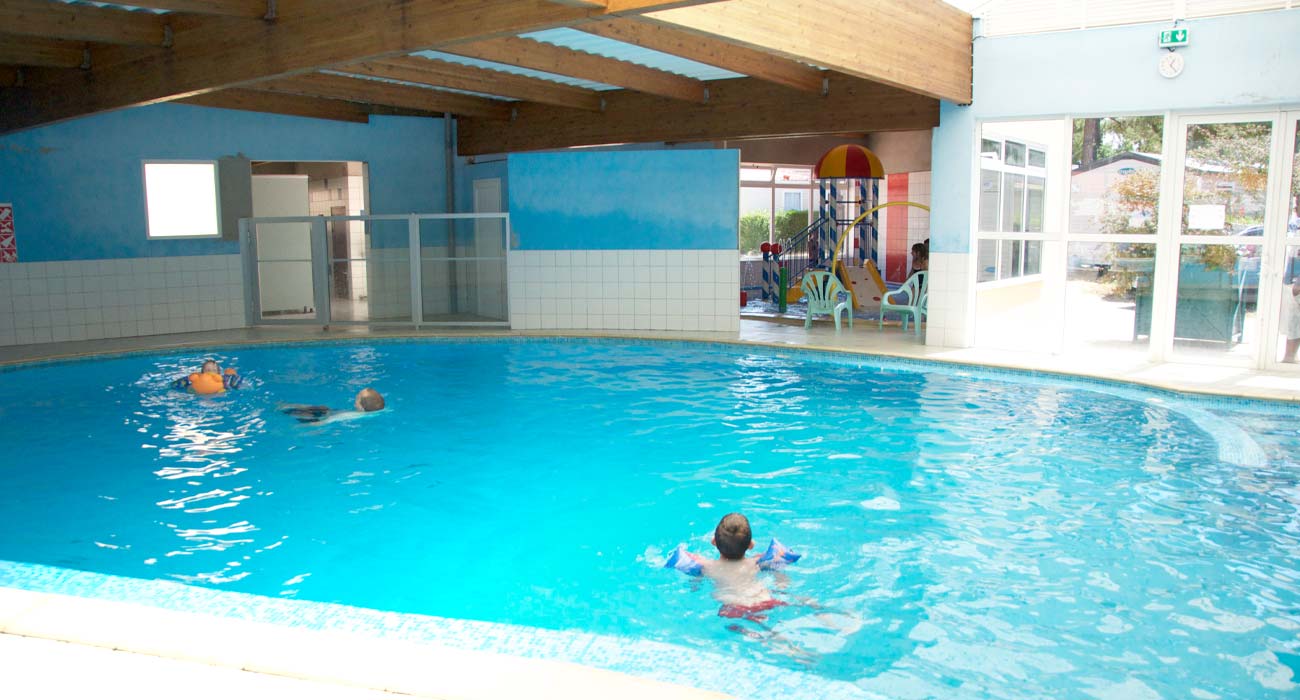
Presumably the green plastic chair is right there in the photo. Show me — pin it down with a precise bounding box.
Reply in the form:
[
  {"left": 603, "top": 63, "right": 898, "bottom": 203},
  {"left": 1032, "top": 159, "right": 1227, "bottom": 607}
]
[
  {"left": 801, "top": 270, "right": 853, "bottom": 330},
  {"left": 880, "top": 271, "right": 927, "bottom": 335}
]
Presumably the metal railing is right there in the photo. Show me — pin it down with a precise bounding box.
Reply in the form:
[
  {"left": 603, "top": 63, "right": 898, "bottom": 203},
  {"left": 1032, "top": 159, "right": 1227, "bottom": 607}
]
[{"left": 239, "top": 212, "right": 511, "bottom": 328}]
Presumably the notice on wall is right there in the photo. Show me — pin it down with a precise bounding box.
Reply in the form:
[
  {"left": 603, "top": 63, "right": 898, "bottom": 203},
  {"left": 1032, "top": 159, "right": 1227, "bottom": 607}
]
[
  {"left": 0, "top": 203, "right": 14, "bottom": 263},
  {"left": 1187, "top": 204, "right": 1227, "bottom": 231}
]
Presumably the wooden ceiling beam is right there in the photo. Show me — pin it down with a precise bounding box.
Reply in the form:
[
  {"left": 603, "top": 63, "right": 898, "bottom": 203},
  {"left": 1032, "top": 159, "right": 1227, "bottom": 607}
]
[
  {"left": 457, "top": 74, "right": 938, "bottom": 155},
  {"left": 0, "top": 0, "right": 170, "bottom": 47},
  {"left": 0, "top": 0, "right": 720, "bottom": 133},
  {"left": 444, "top": 36, "right": 705, "bottom": 102},
  {"left": 553, "top": 0, "right": 725, "bottom": 9},
  {"left": 254, "top": 73, "right": 513, "bottom": 119},
  {"left": 0, "top": 34, "right": 85, "bottom": 68},
  {"left": 341, "top": 56, "right": 604, "bottom": 111},
  {"left": 645, "top": 0, "right": 972, "bottom": 104},
  {"left": 178, "top": 89, "right": 372, "bottom": 123},
  {"left": 109, "top": 1, "right": 273, "bottom": 19},
  {"left": 580, "top": 17, "right": 825, "bottom": 94}
]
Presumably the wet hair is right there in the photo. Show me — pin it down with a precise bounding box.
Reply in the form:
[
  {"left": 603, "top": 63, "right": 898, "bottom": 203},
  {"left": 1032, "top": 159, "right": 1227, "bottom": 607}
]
[
  {"left": 201, "top": 360, "right": 220, "bottom": 374},
  {"left": 356, "top": 388, "right": 385, "bottom": 412},
  {"left": 714, "top": 513, "right": 753, "bottom": 560}
]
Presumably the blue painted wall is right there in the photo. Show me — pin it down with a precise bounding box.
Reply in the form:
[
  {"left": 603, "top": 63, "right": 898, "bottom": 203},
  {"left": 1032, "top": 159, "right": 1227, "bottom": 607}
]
[
  {"left": 930, "top": 8, "right": 1300, "bottom": 254},
  {"left": 0, "top": 103, "right": 446, "bottom": 261},
  {"left": 507, "top": 149, "right": 739, "bottom": 250}
]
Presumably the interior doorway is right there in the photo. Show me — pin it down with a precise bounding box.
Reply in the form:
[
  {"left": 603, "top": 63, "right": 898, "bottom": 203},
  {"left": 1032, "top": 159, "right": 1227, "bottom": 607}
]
[{"left": 249, "top": 161, "right": 369, "bottom": 322}]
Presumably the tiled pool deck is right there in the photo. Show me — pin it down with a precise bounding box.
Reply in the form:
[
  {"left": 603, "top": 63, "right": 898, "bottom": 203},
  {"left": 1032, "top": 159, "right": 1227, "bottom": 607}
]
[{"left": 3, "top": 319, "right": 1300, "bottom": 699}]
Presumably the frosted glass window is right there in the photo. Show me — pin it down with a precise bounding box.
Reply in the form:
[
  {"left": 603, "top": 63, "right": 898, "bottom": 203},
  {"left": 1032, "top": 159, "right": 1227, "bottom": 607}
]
[{"left": 144, "top": 162, "right": 220, "bottom": 239}]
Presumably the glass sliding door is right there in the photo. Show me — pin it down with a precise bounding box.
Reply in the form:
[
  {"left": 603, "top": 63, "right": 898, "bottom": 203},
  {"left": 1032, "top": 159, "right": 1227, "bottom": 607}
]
[
  {"left": 1167, "top": 116, "right": 1276, "bottom": 365},
  {"left": 1268, "top": 115, "right": 1300, "bottom": 367},
  {"left": 1062, "top": 115, "right": 1163, "bottom": 361}
]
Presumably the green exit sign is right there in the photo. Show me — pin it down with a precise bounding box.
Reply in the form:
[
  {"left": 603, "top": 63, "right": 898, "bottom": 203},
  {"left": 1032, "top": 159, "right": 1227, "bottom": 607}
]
[{"left": 1159, "top": 28, "right": 1189, "bottom": 48}]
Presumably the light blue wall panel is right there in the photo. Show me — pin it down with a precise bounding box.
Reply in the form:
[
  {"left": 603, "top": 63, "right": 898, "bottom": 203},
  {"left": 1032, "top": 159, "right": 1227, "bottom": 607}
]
[
  {"left": 508, "top": 149, "right": 738, "bottom": 250},
  {"left": 0, "top": 104, "right": 446, "bottom": 261},
  {"left": 930, "top": 9, "right": 1300, "bottom": 254}
]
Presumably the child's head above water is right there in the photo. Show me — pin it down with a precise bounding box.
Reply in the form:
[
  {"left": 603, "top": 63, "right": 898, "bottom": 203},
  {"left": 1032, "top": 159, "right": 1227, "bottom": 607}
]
[
  {"left": 201, "top": 359, "right": 220, "bottom": 374},
  {"left": 354, "top": 388, "right": 385, "bottom": 412},
  {"left": 713, "top": 512, "right": 753, "bottom": 560}
]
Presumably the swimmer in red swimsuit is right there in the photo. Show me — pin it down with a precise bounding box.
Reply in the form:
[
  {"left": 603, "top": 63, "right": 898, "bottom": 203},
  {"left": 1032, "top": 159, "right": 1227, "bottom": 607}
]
[{"left": 696, "top": 513, "right": 787, "bottom": 622}]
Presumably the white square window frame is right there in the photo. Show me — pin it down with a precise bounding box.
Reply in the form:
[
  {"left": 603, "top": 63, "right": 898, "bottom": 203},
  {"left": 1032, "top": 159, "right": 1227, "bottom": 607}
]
[{"left": 142, "top": 159, "right": 223, "bottom": 240}]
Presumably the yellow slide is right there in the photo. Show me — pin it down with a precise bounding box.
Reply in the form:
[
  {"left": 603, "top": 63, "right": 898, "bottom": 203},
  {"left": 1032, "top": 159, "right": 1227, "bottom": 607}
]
[{"left": 838, "top": 260, "right": 887, "bottom": 311}]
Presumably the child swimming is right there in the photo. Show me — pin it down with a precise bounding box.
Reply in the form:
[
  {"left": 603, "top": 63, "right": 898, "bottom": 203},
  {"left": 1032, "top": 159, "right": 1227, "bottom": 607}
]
[
  {"left": 172, "top": 359, "right": 242, "bottom": 394},
  {"left": 280, "top": 388, "right": 385, "bottom": 424},
  {"left": 695, "top": 513, "right": 787, "bottom": 621}
]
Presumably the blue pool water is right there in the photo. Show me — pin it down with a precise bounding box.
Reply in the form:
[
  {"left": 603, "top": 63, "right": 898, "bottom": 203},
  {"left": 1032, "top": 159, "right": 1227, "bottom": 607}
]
[{"left": 1, "top": 338, "right": 1299, "bottom": 699}]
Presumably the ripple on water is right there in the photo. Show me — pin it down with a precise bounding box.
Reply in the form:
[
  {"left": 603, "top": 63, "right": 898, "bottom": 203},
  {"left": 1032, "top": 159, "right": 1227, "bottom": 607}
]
[{"left": 0, "top": 340, "right": 1298, "bottom": 699}]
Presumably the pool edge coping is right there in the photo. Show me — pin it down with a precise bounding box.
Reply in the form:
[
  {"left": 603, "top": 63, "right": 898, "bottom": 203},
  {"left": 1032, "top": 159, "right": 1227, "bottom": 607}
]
[
  {"left": 0, "top": 585, "right": 736, "bottom": 700},
  {"left": 2, "top": 328, "right": 1299, "bottom": 407}
]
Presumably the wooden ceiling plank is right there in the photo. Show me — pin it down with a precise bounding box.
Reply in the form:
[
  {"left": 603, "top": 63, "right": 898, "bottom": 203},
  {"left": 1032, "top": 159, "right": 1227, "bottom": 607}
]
[
  {"left": 580, "top": 17, "right": 824, "bottom": 93},
  {"left": 342, "top": 56, "right": 604, "bottom": 111},
  {"left": 0, "top": 34, "right": 85, "bottom": 68},
  {"left": 111, "top": 0, "right": 271, "bottom": 19},
  {"left": 457, "top": 74, "right": 939, "bottom": 155},
  {"left": 0, "top": 0, "right": 168, "bottom": 46},
  {"left": 444, "top": 36, "right": 705, "bottom": 102},
  {"left": 1, "top": 0, "right": 719, "bottom": 132},
  {"left": 645, "top": 0, "right": 972, "bottom": 104},
  {"left": 255, "top": 73, "right": 513, "bottom": 119},
  {"left": 179, "top": 88, "right": 370, "bottom": 122}
]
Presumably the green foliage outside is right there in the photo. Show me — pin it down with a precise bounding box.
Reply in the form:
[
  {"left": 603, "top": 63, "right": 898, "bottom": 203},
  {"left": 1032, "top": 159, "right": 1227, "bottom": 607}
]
[
  {"left": 739, "top": 210, "right": 811, "bottom": 255},
  {"left": 739, "top": 213, "right": 769, "bottom": 254},
  {"left": 775, "top": 210, "right": 811, "bottom": 240},
  {"left": 1072, "top": 116, "right": 1164, "bottom": 165}
]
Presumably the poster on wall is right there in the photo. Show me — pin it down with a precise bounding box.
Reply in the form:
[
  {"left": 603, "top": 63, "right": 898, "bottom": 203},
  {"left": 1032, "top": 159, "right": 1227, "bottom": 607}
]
[{"left": 0, "top": 203, "right": 14, "bottom": 263}]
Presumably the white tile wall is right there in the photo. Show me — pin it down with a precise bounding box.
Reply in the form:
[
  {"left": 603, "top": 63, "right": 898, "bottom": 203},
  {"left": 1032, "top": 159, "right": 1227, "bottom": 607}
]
[
  {"left": 507, "top": 250, "right": 740, "bottom": 332},
  {"left": 0, "top": 255, "right": 245, "bottom": 347},
  {"left": 925, "top": 251, "right": 974, "bottom": 348}
]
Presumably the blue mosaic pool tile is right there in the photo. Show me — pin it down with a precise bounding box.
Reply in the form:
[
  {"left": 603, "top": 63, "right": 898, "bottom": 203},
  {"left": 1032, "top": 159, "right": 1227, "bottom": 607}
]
[{"left": 0, "top": 559, "right": 887, "bottom": 700}]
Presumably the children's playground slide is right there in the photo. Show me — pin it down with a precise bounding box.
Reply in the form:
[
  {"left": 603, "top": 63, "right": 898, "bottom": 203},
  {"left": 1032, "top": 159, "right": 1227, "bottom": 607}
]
[{"left": 838, "top": 260, "right": 887, "bottom": 310}]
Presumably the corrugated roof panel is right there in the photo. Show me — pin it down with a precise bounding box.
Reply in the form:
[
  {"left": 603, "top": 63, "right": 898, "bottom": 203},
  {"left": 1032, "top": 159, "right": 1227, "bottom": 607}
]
[
  {"left": 521, "top": 27, "right": 745, "bottom": 81},
  {"left": 415, "top": 50, "right": 621, "bottom": 91}
]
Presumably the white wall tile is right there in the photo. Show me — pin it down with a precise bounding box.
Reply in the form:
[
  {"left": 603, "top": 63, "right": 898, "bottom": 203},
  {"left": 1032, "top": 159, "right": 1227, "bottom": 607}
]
[
  {"left": 0, "top": 254, "right": 246, "bottom": 347},
  {"left": 506, "top": 249, "right": 738, "bottom": 332}
]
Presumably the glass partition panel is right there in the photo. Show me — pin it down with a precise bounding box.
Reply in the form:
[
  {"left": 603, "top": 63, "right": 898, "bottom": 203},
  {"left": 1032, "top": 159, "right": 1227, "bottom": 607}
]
[
  {"left": 1068, "top": 116, "right": 1163, "bottom": 236},
  {"left": 254, "top": 221, "right": 315, "bottom": 320},
  {"left": 363, "top": 219, "right": 412, "bottom": 323},
  {"left": 328, "top": 217, "right": 369, "bottom": 323},
  {"left": 418, "top": 217, "right": 507, "bottom": 324},
  {"left": 1181, "top": 121, "right": 1271, "bottom": 236},
  {"left": 1064, "top": 242, "right": 1153, "bottom": 356},
  {"left": 1171, "top": 243, "right": 1260, "bottom": 362}
]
